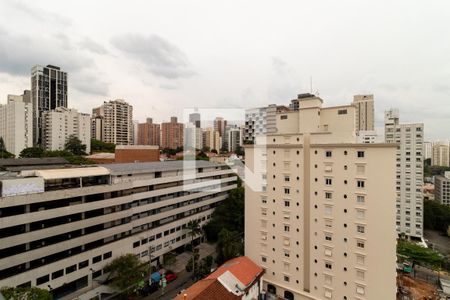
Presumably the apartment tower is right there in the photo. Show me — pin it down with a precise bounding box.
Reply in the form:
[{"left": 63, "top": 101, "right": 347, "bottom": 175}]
[
  {"left": 91, "top": 99, "right": 133, "bottom": 145},
  {"left": 31, "top": 65, "right": 68, "bottom": 146},
  {"left": 432, "top": 142, "right": 449, "bottom": 167},
  {"left": 202, "top": 128, "right": 221, "bottom": 152},
  {"left": 0, "top": 91, "right": 33, "bottom": 156},
  {"left": 161, "top": 117, "right": 183, "bottom": 149},
  {"left": 245, "top": 94, "right": 397, "bottom": 300},
  {"left": 385, "top": 108, "right": 424, "bottom": 238},
  {"left": 353, "top": 95, "right": 374, "bottom": 132},
  {"left": 137, "top": 118, "right": 160, "bottom": 146}
]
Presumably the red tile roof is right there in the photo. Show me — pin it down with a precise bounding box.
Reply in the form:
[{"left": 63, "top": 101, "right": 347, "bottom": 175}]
[
  {"left": 173, "top": 279, "right": 240, "bottom": 300},
  {"left": 206, "top": 256, "right": 263, "bottom": 286}
]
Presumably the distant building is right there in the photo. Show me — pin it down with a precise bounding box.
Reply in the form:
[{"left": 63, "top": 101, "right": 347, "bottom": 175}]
[
  {"left": 432, "top": 142, "right": 449, "bottom": 167},
  {"left": 424, "top": 141, "right": 432, "bottom": 161},
  {"left": 353, "top": 94, "right": 374, "bottom": 132},
  {"left": 356, "top": 130, "right": 383, "bottom": 144},
  {"left": 92, "top": 99, "right": 133, "bottom": 145},
  {"left": 174, "top": 256, "right": 264, "bottom": 300},
  {"left": 202, "top": 128, "right": 220, "bottom": 152},
  {"left": 226, "top": 126, "right": 242, "bottom": 152},
  {"left": 31, "top": 65, "right": 68, "bottom": 146},
  {"left": 137, "top": 118, "right": 160, "bottom": 146},
  {"left": 115, "top": 145, "right": 159, "bottom": 163},
  {"left": 385, "top": 108, "right": 424, "bottom": 238},
  {"left": 184, "top": 123, "right": 203, "bottom": 150},
  {"left": 189, "top": 112, "right": 201, "bottom": 128},
  {"left": 161, "top": 117, "right": 183, "bottom": 149},
  {"left": 435, "top": 172, "right": 450, "bottom": 205},
  {"left": 214, "top": 117, "right": 227, "bottom": 148},
  {"left": 42, "top": 107, "right": 91, "bottom": 153},
  {"left": 132, "top": 120, "right": 139, "bottom": 145},
  {"left": 0, "top": 91, "right": 33, "bottom": 156},
  {"left": 244, "top": 105, "right": 287, "bottom": 143}
]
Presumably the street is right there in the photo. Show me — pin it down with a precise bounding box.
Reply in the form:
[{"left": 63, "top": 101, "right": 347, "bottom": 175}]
[{"left": 142, "top": 270, "right": 193, "bottom": 300}]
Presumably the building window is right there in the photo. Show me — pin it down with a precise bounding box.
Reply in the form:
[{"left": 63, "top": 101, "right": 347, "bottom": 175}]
[
  {"left": 325, "top": 178, "right": 332, "bottom": 185},
  {"left": 357, "top": 225, "right": 365, "bottom": 234},
  {"left": 92, "top": 255, "right": 102, "bottom": 264},
  {"left": 357, "top": 151, "right": 365, "bottom": 158},
  {"left": 284, "top": 188, "right": 290, "bottom": 194},
  {"left": 284, "top": 200, "right": 290, "bottom": 207},
  {"left": 325, "top": 262, "right": 332, "bottom": 269},
  {"left": 357, "top": 180, "right": 365, "bottom": 188},
  {"left": 356, "top": 286, "right": 365, "bottom": 295},
  {"left": 357, "top": 195, "right": 365, "bottom": 204},
  {"left": 281, "top": 115, "right": 288, "bottom": 120},
  {"left": 79, "top": 260, "right": 89, "bottom": 269},
  {"left": 36, "top": 275, "right": 50, "bottom": 285},
  {"left": 325, "top": 234, "right": 332, "bottom": 241},
  {"left": 325, "top": 192, "right": 332, "bottom": 199},
  {"left": 284, "top": 175, "right": 290, "bottom": 182},
  {"left": 262, "top": 256, "right": 267, "bottom": 262},
  {"left": 325, "top": 151, "right": 332, "bottom": 157},
  {"left": 284, "top": 225, "right": 290, "bottom": 232},
  {"left": 356, "top": 254, "right": 365, "bottom": 265},
  {"left": 284, "top": 275, "right": 290, "bottom": 282},
  {"left": 357, "top": 240, "right": 365, "bottom": 249},
  {"left": 357, "top": 270, "right": 365, "bottom": 280},
  {"left": 338, "top": 109, "right": 348, "bottom": 115}
]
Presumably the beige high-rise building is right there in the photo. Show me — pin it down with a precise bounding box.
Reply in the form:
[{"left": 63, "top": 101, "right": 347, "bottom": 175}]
[
  {"left": 202, "top": 127, "right": 221, "bottom": 151},
  {"left": 353, "top": 94, "right": 374, "bottom": 132},
  {"left": 161, "top": 117, "right": 183, "bottom": 149},
  {"left": 245, "top": 94, "right": 397, "bottom": 300},
  {"left": 0, "top": 91, "right": 33, "bottom": 156},
  {"left": 432, "top": 142, "right": 449, "bottom": 167},
  {"left": 91, "top": 99, "right": 133, "bottom": 145}
]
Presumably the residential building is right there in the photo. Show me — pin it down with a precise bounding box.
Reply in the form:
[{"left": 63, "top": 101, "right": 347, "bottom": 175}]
[
  {"left": 245, "top": 93, "right": 397, "bottom": 300},
  {"left": 137, "top": 118, "right": 160, "bottom": 146},
  {"left": 91, "top": 99, "right": 133, "bottom": 145},
  {"left": 353, "top": 94, "right": 374, "bottom": 132},
  {"left": 184, "top": 123, "right": 203, "bottom": 151},
  {"left": 31, "top": 65, "right": 68, "bottom": 146},
  {"left": 435, "top": 172, "right": 450, "bottom": 206},
  {"left": 385, "top": 108, "right": 424, "bottom": 238},
  {"left": 0, "top": 161, "right": 237, "bottom": 299},
  {"left": 226, "top": 126, "right": 242, "bottom": 153},
  {"left": 202, "top": 128, "right": 220, "bottom": 152},
  {"left": 42, "top": 107, "right": 91, "bottom": 153},
  {"left": 161, "top": 117, "right": 183, "bottom": 150},
  {"left": 175, "top": 256, "right": 264, "bottom": 300},
  {"left": 214, "top": 117, "right": 227, "bottom": 148},
  {"left": 356, "top": 130, "right": 383, "bottom": 144},
  {"left": 114, "top": 145, "right": 159, "bottom": 163},
  {"left": 0, "top": 91, "right": 33, "bottom": 156},
  {"left": 189, "top": 112, "right": 201, "bottom": 128},
  {"left": 244, "top": 105, "right": 288, "bottom": 143},
  {"left": 132, "top": 120, "right": 139, "bottom": 145},
  {"left": 432, "top": 142, "right": 449, "bottom": 167},
  {"left": 424, "top": 141, "right": 432, "bottom": 161}
]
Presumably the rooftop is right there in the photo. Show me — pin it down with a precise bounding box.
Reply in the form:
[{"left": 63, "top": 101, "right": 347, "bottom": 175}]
[
  {"left": 102, "top": 160, "right": 223, "bottom": 175},
  {"left": 206, "top": 256, "right": 263, "bottom": 286}
]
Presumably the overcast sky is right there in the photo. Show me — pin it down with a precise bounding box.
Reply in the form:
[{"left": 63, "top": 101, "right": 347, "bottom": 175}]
[{"left": 0, "top": 0, "right": 449, "bottom": 140}]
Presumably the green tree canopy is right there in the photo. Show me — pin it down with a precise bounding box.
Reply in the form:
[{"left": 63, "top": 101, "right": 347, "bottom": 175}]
[
  {"left": 216, "top": 228, "right": 243, "bottom": 265},
  {"left": 91, "top": 139, "right": 115, "bottom": 153},
  {"left": 0, "top": 286, "right": 52, "bottom": 300},
  {"left": 103, "top": 254, "right": 145, "bottom": 293},
  {"left": 424, "top": 200, "right": 450, "bottom": 233},
  {"left": 0, "top": 137, "right": 14, "bottom": 158},
  {"left": 19, "top": 147, "right": 45, "bottom": 158},
  {"left": 64, "top": 135, "right": 87, "bottom": 155},
  {"left": 397, "top": 240, "right": 445, "bottom": 270}
]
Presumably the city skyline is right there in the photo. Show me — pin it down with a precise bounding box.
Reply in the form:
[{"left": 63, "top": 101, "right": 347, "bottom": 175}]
[{"left": 0, "top": 1, "right": 449, "bottom": 140}]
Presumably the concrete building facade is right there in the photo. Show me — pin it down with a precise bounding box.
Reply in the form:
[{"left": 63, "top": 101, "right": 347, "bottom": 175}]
[
  {"left": 227, "top": 126, "right": 242, "bottom": 153},
  {"left": 423, "top": 141, "right": 432, "bottom": 161},
  {"left": 161, "top": 117, "right": 183, "bottom": 150},
  {"left": 0, "top": 161, "right": 237, "bottom": 299},
  {"left": 435, "top": 172, "right": 450, "bottom": 206},
  {"left": 245, "top": 94, "right": 397, "bottom": 300},
  {"left": 184, "top": 123, "right": 203, "bottom": 151},
  {"left": 137, "top": 118, "right": 160, "bottom": 146},
  {"left": 202, "top": 128, "right": 221, "bottom": 152},
  {"left": 91, "top": 99, "right": 133, "bottom": 145},
  {"left": 0, "top": 91, "right": 33, "bottom": 156},
  {"left": 353, "top": 95, "right": 374, "bottom": 132},
  {"left": 214, "top": 117, "right": 227, "bottom": 149},
  {"left": 432, "top": 142, "right": 449, "bottom": 167},
  {"left": 31, "top": 65, "right": 68, "bottom": 146},
  {"left": 385, "top": 108, "right": 424, "bottom": 238},
  {"left": 42, "top": 107, "right": 91, "bottom": 153}
]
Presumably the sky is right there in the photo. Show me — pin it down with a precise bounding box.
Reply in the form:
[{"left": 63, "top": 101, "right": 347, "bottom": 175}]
[{"left": 0, "top": 0, "right": 449, "bottom": 140}]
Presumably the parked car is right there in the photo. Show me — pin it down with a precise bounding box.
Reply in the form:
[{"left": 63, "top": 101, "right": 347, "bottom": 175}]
[{"left": 165, "top": 272, "right": 177, "bottom": 282}]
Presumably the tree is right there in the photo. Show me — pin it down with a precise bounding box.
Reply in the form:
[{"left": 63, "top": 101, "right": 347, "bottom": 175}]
[
  {"left": 19, "top": 147, "right": 45, "bottom": 158},
  {"left": 424, "top": 200, "right": 450, "bottom": 233},
  {"left": 216, "top": 228, "right": 243, "bottom": 265},
  {"left": 397, "top": 240, "right": 445, "bottom": 270},
  {"left": 64, "top": 135, "right": 87, "bottom": 155},
  {"left": 91, "top": 139, "right": 115, "bottom": 153},
  {"left": 186, "top": 220, "right": 202, "bottom": 276},
  {"left": 0, "top": 286, "right": 52, "bottom": 300},
  {"left": 103, "top": 254, "right": 145, "bottom": 294},
  {"left": 0, "top": 137, "right": 14, "bottom": 158},
  {"left": 235, "top": 145, "right": 244, "bottom": 156}
]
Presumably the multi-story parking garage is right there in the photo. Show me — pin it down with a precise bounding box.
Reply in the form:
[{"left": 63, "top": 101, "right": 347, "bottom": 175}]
[{"left": 0, "top": 160, "right": 237, "bottom": 299}]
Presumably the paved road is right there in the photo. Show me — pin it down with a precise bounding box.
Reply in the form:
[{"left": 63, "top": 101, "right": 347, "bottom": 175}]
[
  {"left": 424, "top": 229, "right": 450, "bottom": 255},
  {"left": 142, "top": 270, "right": 193, "bottom": 300}
]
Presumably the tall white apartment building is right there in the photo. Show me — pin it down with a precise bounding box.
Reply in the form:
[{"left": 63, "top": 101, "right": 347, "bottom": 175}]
[
  {"left": 385, "top": 108, "right": 424, "bottom": 239},
  {"left": 423, "top": 141, "right": 432, "bottom": 161},
  {"left": 353, "top": 95, "right": 374, "bottom": 132},
  {"left": 184, "top": 123, "right": 203, "bottom": 150},
  {"left": 435, "top": 172, "right": 450, "bottom": 206},
  {"left": 432, "top": 142, "right": 449, "bottom": 167},
  {"left": 0, "top": 161, "right": 237, "bottom": 299},
  {"left": 245, "top": 94, "right": 397, "bottom": 300},
  {"left": 92, "top": 99, "right": 133, "bottom": 145},
  {"left": 226, "top": 126, "right": 242, "bottom": 153},
  {"left": 244, "top": 105, "right": 288, "bottom": 143},
  {"left": 42, "top": 107, "right": 91, "bottom": 153},
  {"left": 0, "top": 91, "right": 33, "bottom": 156}
]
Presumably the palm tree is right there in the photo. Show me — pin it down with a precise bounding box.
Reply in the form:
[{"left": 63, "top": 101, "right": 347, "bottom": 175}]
[{"left": 186, "top": 220, "right": 202, "bottom": 277}]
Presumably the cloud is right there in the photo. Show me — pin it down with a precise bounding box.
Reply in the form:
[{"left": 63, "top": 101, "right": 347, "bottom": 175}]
[
  {"left": 4, "top": 1, "right": 72, "bottom": 28},
  {"left": 271, "top": 57, "right": 289, "bottom": 75},
  {"left": 72, "top": 73, "right": 109, "bottom": 96},
  {"left": 79, "top": 37, "right": 109, "bottom": 55},
  {"left": 111, "top": 34, "right": 195, "bottom": 79}
]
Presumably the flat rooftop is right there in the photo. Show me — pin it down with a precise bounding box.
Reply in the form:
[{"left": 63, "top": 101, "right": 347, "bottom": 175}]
[{"left": 102, "top": 160, "right": 225, "bottom": 175}]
